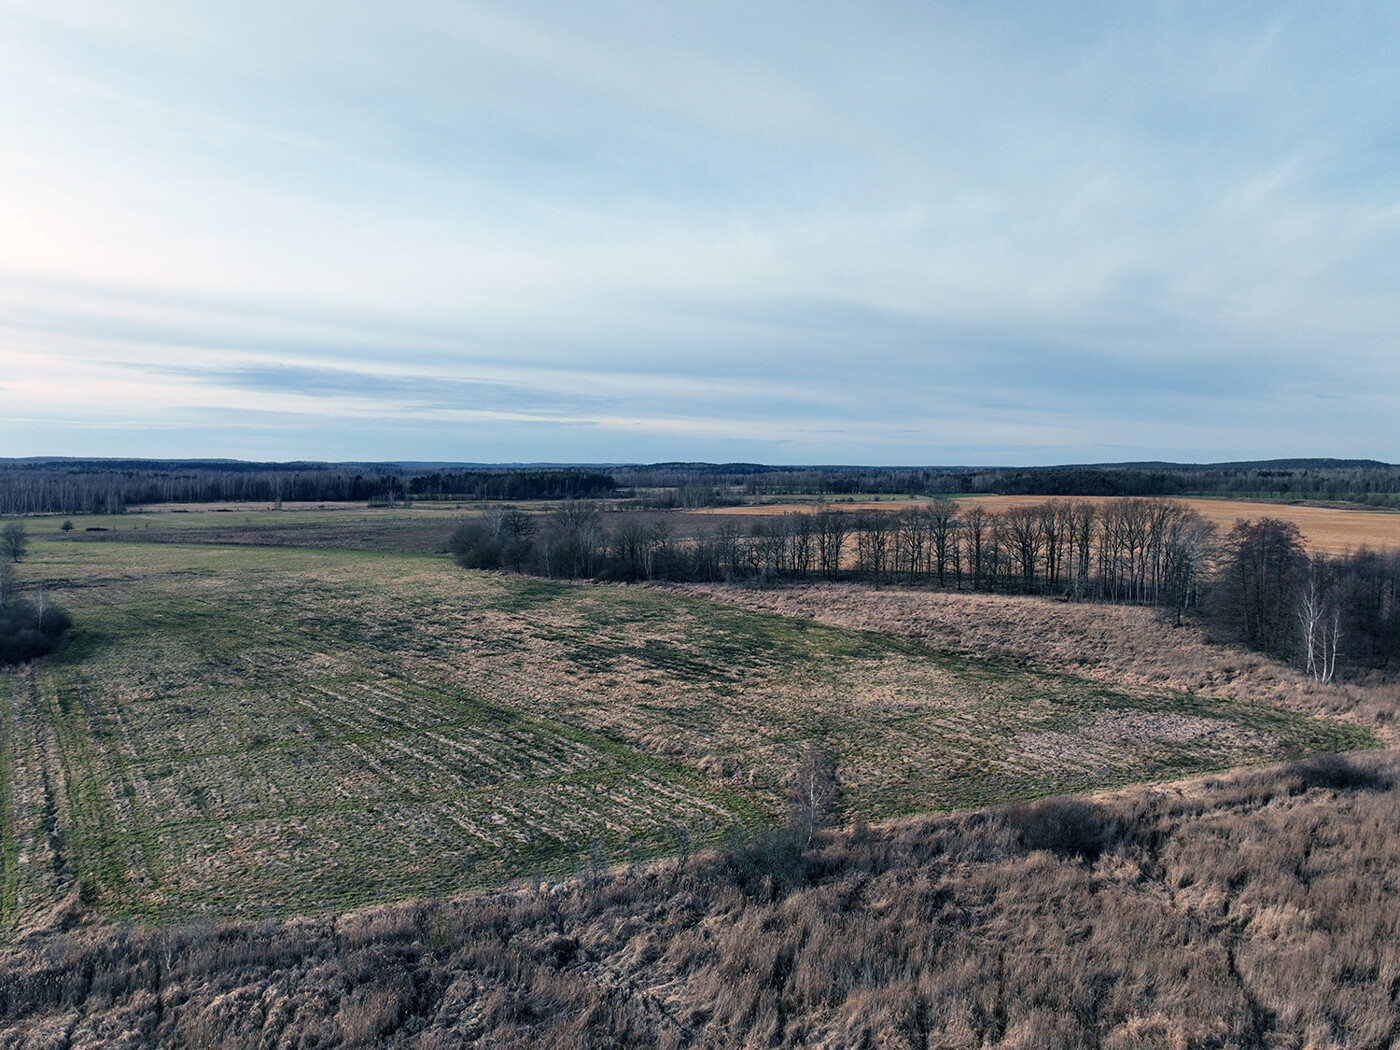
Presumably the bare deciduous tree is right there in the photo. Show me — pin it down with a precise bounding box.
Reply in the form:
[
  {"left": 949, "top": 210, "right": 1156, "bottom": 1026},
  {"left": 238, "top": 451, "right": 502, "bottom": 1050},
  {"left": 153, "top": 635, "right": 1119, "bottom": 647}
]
[
  {"left": 1, "top": 522, "right": 27, "bottom": 563},
  {"left": 814, "top": 510, "right": 849, "bottom": 579},
  {"left": 786, "top": 744, "right": 841, "bottom": 847},
  {"left": 1298, "top": 555, "right": 1341, "bottom": 682}
]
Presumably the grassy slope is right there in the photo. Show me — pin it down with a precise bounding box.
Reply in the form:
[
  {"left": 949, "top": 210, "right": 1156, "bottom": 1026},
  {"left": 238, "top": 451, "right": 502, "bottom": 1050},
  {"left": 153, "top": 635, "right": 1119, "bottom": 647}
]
[
  {"left": 0, "top": 532, "right": 1377, "bottom": 928},
  {"left": 5, "top": 754, "right": 1400, "bottom": 1049}
]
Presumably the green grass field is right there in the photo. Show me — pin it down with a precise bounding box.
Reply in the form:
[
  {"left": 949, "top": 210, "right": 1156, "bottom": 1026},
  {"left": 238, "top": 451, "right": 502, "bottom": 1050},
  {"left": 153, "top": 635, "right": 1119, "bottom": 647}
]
[{"left": 0, "top": 527, "right": 1377, "bottom": 929}]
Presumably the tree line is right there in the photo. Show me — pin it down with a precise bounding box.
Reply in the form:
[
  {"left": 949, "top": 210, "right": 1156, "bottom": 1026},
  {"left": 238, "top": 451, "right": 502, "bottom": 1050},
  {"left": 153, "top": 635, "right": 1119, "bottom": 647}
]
[
  {"left": 404, "top": 471, "right": 615, "bottom": 501},
  {"left": 0, "top": 462, "right": 616, "bottom": 514},
  {"left": 454, "top": 498, "right": 1214, "bottom": 608},
  {"left": 612, "top": 458, "right": 1400, "bottom": 504},
  {"left": 3, "top": 457, "right": 1394, "bottom": 515}
]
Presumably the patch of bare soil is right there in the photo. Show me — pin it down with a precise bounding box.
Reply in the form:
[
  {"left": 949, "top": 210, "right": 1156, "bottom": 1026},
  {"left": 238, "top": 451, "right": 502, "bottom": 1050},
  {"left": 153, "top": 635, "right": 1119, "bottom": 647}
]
[
  {"left": 1011, "top": 712, "right": 1269, "bottom": 775},
  {"left": 667, "top": 582, "right": 1400, "bottom": 739}
]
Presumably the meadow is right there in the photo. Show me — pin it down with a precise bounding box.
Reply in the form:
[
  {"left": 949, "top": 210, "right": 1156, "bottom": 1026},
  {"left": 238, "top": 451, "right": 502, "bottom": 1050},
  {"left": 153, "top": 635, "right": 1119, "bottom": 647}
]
[{"left": 0, "top": 517, "right": 1378, "bottom": 929}]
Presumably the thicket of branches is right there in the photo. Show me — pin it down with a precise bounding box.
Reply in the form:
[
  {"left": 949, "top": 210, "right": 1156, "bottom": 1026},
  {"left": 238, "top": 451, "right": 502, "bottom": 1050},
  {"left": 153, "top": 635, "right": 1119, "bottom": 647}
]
[
  {"left": 1208, "top": 518, "right": 1400, "bottom": 680},
  {"left": 0, "top": 563, "right": 70, "bottom": 665}
]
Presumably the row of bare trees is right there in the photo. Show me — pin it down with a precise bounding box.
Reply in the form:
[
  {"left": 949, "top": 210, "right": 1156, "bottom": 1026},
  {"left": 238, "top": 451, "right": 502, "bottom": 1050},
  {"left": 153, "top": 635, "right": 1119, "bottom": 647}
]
[
  {"left": 455, "top": 499, "right": 1214, "bottom": 610},
  {"left": 723, "top": 499, "right": 1213, "bottom": 612},
  {"left": 451, "top": 501, "right": 1400, "bottom": 681}
]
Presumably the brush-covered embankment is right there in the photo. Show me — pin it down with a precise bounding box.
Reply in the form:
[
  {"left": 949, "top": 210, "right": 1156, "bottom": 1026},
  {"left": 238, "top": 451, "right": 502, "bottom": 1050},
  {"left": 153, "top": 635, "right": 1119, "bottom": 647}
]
[{"left": 3, "top": 753, "right": 1399, "bottom": 1048}]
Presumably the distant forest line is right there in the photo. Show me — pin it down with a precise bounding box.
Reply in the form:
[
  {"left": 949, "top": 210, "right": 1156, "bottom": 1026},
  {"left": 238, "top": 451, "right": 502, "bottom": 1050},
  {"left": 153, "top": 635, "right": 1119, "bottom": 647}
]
[{"left": 0, "top": 456, "right": 1397, "bottom": 516}]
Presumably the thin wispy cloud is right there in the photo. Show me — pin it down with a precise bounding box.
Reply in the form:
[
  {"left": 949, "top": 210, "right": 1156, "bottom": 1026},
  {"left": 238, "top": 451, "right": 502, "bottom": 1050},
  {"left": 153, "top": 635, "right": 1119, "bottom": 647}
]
[{"left": 2, "top": 2, "right": 1397, "bottom": 463}]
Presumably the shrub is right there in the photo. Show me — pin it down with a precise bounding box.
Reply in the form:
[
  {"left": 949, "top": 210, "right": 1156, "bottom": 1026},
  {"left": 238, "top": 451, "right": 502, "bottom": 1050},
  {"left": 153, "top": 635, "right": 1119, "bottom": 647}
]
[
  {"left": 1003, "top": 796, "right": 1111, "bottom": 860},
  {"left": 0, "top": 522, "right": 26, "bottom": 562},
  {"left": 449, "top": 522, "right": 503, "bottom": 570},
  {"left": 0, "top": 600, "right": 71, "bottom": 664}
]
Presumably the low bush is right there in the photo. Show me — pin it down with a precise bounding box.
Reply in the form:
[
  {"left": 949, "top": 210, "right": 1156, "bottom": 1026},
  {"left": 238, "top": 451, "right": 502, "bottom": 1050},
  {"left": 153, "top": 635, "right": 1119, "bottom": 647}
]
[
  {"left": 1002, "top": 796, "right": 1112, "bottom": 860},
  {"left": 449, "top": 522, "right": 504, "bottom": 570},
  {"left": 0, "top": 600, "right": 70, "bottom": 664}
]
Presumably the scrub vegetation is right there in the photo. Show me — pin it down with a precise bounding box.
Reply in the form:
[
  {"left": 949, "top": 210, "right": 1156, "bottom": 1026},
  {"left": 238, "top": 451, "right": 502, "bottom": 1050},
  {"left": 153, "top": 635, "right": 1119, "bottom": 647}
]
[{"left": 3, "top": 753, "right": 1399, "bottom": 1048}]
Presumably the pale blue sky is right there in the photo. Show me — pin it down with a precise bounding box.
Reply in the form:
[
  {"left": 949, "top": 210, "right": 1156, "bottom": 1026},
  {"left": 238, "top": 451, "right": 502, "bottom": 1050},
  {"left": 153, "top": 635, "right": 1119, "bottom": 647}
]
[{"left": 2, "top": 2, "right": 1397, "bottom": 464}]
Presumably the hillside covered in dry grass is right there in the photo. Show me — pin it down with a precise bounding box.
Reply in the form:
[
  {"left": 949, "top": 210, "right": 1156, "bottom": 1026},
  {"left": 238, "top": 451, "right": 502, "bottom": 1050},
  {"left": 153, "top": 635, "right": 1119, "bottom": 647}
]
[
  {"left": 2, "top": 752, "right": 1398, "bottom": 1048},
  {"left": 674, "top": 582, "right": 1400, "bottom": 737}
]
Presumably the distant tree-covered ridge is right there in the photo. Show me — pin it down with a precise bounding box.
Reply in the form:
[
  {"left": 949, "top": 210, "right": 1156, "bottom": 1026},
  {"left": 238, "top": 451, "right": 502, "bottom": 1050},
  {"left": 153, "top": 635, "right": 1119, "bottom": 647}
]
[
  {"left": 0, "top": 456, "right": 1395, "bottom": 514},
  {"left": 0, "top": 460, "right": 616, "bottom": 514}
]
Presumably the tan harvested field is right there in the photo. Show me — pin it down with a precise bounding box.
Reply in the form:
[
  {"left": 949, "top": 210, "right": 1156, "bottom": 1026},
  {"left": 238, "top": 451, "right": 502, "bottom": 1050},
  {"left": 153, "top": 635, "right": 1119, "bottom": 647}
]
[
  {"left": 1, "top": 525, "right": 1380, "bottom": 929},
  {"left": 694, "top": 495, "right": 1400, "bottom": 554}
]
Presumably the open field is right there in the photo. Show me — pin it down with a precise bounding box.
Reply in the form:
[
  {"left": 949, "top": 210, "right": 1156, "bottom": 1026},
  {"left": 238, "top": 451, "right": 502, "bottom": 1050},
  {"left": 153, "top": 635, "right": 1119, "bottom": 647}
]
[
  {"left": 697, "top": 495, "right": 1400, "bottom": 554},
  {"left": 2, "top": 542, "right": 774, "bottom": 926},
  {"left": 0, "top": 528, "right": 1380, "bottom": 929}
]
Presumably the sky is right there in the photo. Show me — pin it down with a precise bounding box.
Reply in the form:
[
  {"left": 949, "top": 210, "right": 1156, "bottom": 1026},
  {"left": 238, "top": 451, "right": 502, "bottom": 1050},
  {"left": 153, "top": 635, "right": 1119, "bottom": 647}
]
[{"left": 1, "top": 2, "right": 1397, "bottom": 466}]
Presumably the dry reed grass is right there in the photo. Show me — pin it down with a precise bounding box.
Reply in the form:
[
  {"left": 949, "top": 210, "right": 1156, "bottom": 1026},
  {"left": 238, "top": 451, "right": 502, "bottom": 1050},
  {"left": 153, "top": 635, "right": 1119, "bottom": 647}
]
[{"left": 2, "top": 752, "right": 1398, "bottom": 1048}]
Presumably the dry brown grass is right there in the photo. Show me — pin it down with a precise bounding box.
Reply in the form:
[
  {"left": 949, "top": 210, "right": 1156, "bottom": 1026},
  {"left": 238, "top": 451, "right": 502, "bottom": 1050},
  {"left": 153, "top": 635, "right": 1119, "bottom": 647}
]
[
  {"left": 8, "top": 539, "right": 1371, "bottom": 930},
  {"left": 4, "top": 752, "right": 1400, "bottom": 1048},
  {"left": 670, "top": 581, "right": 1400, "bottom": 739}
]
